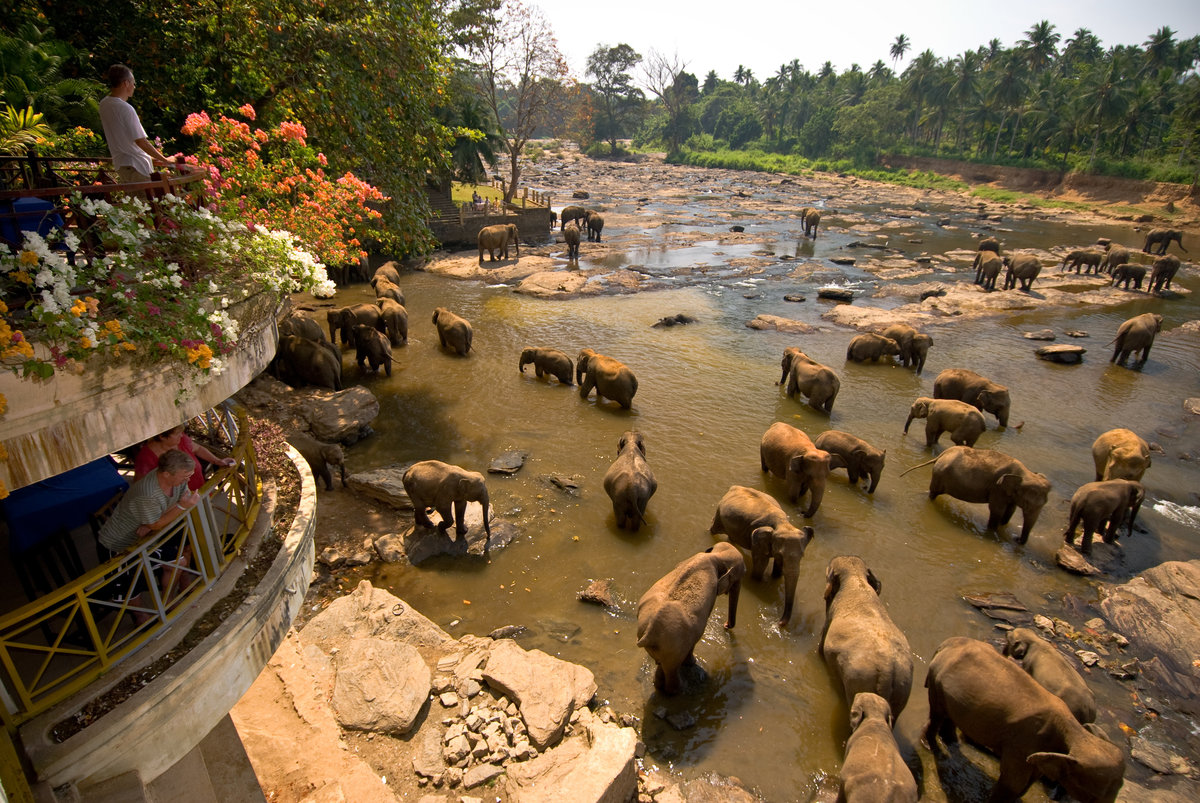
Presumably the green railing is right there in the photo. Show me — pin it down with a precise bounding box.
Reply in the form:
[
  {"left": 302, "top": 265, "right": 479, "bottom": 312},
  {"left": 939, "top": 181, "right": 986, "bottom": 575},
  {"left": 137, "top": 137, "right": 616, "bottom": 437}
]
[{"left": 0, "top": 409, "right": 261, "bottom": 729}]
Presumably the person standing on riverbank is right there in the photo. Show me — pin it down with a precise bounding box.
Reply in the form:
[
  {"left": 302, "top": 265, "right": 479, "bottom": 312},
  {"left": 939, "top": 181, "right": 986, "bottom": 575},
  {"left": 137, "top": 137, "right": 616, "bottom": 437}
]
[{"left": 98, "top": 63, "right": 176, "bottom": 183}]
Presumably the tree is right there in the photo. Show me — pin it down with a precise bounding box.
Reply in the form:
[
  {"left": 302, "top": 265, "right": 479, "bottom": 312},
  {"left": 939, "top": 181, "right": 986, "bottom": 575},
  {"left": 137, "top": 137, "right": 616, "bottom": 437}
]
[
  {"left": 471, "top": 0, "right": 568, "bottom": 202},
  {"left": 890, "top": 34, "right": 910, "bottom": 70},
  {"left": 585, "top": 43, "right": 643, "bottom": 153},
  {"left": 642, "top": 49, "right": 698, "bottom": 153},
  {"left": 1020, "top": 20, "right": 1060, "bottom": 75},
  {"left": 0, "top": 23, "right": 103, "bottom": 132}
]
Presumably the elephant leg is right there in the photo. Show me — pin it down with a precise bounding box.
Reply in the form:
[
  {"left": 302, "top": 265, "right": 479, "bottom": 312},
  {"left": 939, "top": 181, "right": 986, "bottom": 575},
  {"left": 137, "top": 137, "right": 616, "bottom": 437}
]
[
  {"left": 682, "top": 647, "right": 697, "bottom": 667},
  {"left": 771, "top": 557, "right": 783, "bottom": 578},
  {"left": 413, "top": 503, "right": 436, "bottom": 529},
  {"left": 1080, "top": 524, "right": 1095, "bottom": 554},
  {"left": 578, "top": 376, "right": 595, "bottom": 400},
  {"left": 454, "top": 499, "right": 468, "bottom": 535},
  {"left": 926, "top": 423, "right": 941, "bottom": 448},
  {"left": 434, "top": 503, "right": 454, "bottom": 532}
]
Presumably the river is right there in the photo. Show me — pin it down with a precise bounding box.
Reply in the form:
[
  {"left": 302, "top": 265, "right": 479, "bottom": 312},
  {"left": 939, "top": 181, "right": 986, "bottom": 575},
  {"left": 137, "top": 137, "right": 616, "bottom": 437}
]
[{"left": 319, "top": 165, "right": 1199, "bottom": 801}]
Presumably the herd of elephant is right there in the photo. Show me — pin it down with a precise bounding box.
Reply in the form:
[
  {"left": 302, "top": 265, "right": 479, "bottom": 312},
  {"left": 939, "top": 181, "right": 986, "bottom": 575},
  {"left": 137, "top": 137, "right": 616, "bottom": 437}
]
[{"left": 970, "top": 228, "right": 1186, "bottom": 294}]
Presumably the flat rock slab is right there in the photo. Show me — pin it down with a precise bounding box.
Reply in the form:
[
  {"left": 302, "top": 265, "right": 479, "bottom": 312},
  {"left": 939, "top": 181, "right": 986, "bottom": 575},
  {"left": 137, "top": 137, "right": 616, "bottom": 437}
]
[
  {"left": 577, "top": 579, "right": 616, "bottom": 608},
  {"left": 403, "top": 515, "right": 517, "bottom": 564},
  {"left": 783, "top": 294, "right": 806, "bottom": 302},
  {"left": 1023, "top": 329, "right": 1056, "bottom": 340},
  {"left": 346, "top": 463, "right": 415, "bottom": 510},
  {"left": 1055, "top": 545, "right": 1102, "bottom": 575},
  {"left": 483, "top": 639, "right": 597, "bottom": 750},
  {"left": 963, "top": 592, "right": 1033, "bottom": 625},
  {"left": 503, "top": 709, "right": 636, "bottom": 803},
  {"left": 302, "top": 581, "right": 452, "bottom": 653},
  {"left": 817, "top": 288, "right": 855, "bottom": 301},
  {"left": 331, "top": 638, "right": 430, "bottom": 735},
  {"left": 745, "top": 315, "right": 817, "bottom": 334},
  {"left": 1037, "top": 344, "right": 1087, "bottom": 363},
  {"left": 1185, "top": 398, "right": 1200, "bottom": 416},
  {"left": 489, "top": 450, "right": 528, "bottom": 474},
  {"left": 830, "top": 257, "right": 856, "bottom": 265}
]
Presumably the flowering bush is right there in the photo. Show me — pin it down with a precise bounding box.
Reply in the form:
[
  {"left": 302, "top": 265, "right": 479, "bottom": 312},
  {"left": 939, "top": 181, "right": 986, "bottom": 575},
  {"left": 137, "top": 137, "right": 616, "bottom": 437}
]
[
  {"left": 0, "top": 192, "right": 335, "bottom": 385},
  {"left": 180, "top": 107, "right": 387, "bottom": 266}
]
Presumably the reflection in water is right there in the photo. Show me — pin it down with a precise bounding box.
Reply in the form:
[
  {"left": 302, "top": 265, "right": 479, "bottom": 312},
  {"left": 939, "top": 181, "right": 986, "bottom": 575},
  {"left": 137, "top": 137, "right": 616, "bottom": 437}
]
[{"left": 336, "top": 234, "right": 1197, "bottom": 800}]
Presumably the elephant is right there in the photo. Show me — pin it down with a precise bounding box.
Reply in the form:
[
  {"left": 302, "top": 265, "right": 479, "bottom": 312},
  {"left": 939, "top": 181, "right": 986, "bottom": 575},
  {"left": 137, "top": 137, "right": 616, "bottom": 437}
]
[
  {"left": 576, "top": 348, "right": 638, "bottom": 409},
  {"left": 371, "top": 263, "right": 402, "bottom": 287},
  {"left": 332, "top": 303, "right": 384, "bottom": 347},
  {"left": 973, "top": 250, "right": 1004, "bottom": 290},
  {"left": 904, "top": 397, "right": 987, "bottom": 448},
  {"left": 1110, "top": 312, "right": 1161, "bottom": 365},
  {"left": 432, "top": 307, "right": 473, "bottom": 356},
  {"left": 977, "top": 235, "right": 1000, "bottom": 254},
  {"left": 1142, "top": 227, "right": 1186, "bottom": 255},
  {"left": 635, "top": 542, "right": 745, "bottom": 695},
  {"left": 1064, "top": 479, "right": 1145, "bottom": 554},
  {"left": 880, "top": 324, "right": 932, "bottom": 373},
  {"left": 278, "top": 312, "right": 327, "bottom": 343},
  {"left": 584, "top": 210, "right": 604, "bottom": 242},
  {"left": 603, "top": 431, "right": 658, "bottom": 531},
  {"left": 373, "top": 277, "right": 405, "bottom": 305},
  {"left": 274, "top": 334, "right": 342, "bottom": 391},
  {"left": 845, "top": 333, "right": 900, "bottom": 363},
  {"left": 1061, "top": 249, "right": 1103, "bottom": 274},
  {"left": 1003, "top": 628, "right": 1097, "bottom": 725},
  {"left": 559, "top": 204, "right": 587, "bottom": 230},
  {"left": 840, "top": 692, "right": 918, "bottom": 803},
  {"left": 924, "top": 636, "right": 1125, "bottom": 803},
  {"left": 932, "top": 368, "right": 1011, "bottom": 428},
  {"left": 1101, "top": 244, "right": 1130, "bottom": 274},
  {"left": 477, "top": 223, "right": 519, "bottom": 265},
  {"left": 563, "top": 221, "right": 581, "bottom": 260},
  {"left": 401, "top": 460, "right": 492, "bottom": 549},
  {"left": 1002, "top": 252, "right": 1043, "bottom": 291},
  {"left": 802, "top": 208, "right": 821, "bottom": 238},
  {"left": 777, "top": 346, "right": 814, "bottom": 385},
  {"left": 376, "top": 298, "right": 408, "bottom": 346},
  {"left": 1109, "top": 263, "right": 1146, "bottom": 290},
  {"left": 909, "top": 445, "right": 1051, "bottom": 544},
  {"left": 709, "top": 485, "right": 815, "bottom": 626},
  {"left": 289, "top": 432, "right": 346, "bottom": 491},
  {"left": 1092, "top": 428, "right": 1151, "bottom": 481},
  {"left": 782, "top": 349, "right": 840, "bottom": 413},
  {"left": 518, "top": 346, "right": 573, "bottom": 385},
  {"left": 353, "top": 325, "right": 393, "bottom": 376},
  {"left": 813, "top": 430, "right": 885, "bottom": 494},
  {"left": 1148, "top": 254, "right": 1181, "bottom": 293},
  {"left": 819, "top": 556, "right": 913, "bottom": 718},
  {"left": 760, "top": 421, "right": 845, "bottom": 517}
]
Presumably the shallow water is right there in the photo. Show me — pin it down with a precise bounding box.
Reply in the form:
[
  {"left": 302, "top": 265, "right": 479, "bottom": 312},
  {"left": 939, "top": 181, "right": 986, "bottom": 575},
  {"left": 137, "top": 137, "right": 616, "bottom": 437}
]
[{"left": 332, "top": 209, "right": 1198, "bottom": 800}]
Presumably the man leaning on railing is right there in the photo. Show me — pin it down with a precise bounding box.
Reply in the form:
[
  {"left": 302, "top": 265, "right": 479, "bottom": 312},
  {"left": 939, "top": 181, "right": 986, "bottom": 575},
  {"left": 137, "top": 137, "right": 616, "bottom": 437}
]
[{"left": 98, "top": 63, "right": 178, "bottom": 184}]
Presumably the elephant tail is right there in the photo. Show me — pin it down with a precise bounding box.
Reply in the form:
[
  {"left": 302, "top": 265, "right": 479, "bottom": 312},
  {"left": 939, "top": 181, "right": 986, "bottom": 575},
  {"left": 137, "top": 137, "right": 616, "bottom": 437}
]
[{"left": 898, "top": 456, "right": 941, "bottom": 477}]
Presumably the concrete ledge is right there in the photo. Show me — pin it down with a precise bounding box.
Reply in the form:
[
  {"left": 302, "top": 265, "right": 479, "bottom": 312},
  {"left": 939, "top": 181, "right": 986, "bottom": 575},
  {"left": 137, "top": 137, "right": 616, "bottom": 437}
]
[{"left": 20, "top": 446, "right": 317, "bottom": 792}]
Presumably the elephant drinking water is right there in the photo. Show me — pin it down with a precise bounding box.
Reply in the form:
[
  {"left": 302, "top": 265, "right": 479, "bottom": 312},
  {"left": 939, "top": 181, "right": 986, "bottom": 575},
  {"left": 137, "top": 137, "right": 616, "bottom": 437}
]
[
  {"left": 760, "top": 422, "right": 844, "bottom": 516},
  {"left": 518, "top": 347, "right": 573, "bottom": 385}
]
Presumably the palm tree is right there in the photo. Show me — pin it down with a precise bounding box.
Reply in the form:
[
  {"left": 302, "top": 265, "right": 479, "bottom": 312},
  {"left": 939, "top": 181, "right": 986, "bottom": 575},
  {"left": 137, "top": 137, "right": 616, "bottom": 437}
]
[
  {"left": 949, "top": 51, "right": 982, "bottom": 151},
  {"left": 1061, "top": 28, "right": 1103, "bottom": 75},
  {"left": 890, "top": 34, "right": 911, "bottom": 71},
  {"left": 1020, "top": 20, "right": 1061, "bottom": 75},
  {"left": 902, "top": 50, "right": 938, "bottom": 145},
  {"left": 1081, "top": 49, "right": 1132, "bottom": 169},
  {"left": 868, "top": 60, "right": 891, "bottom": 86},
  {"left": 1141, "top": 26, "right": 1176, "bottom": 77},
  {"left": 0, "top": 23, "right": 103, "bottom": 132},
  {"left": 733, "top": 65, "right": 754, "bottom": 86},
  {"left": 987, "top": 50, "right": 1028, "bottom": 158},
  {"left": 0, "top": 105, "right": 54, "bottom": 155},
  {"left": 443, "top": 96, "right": 503, "bottom": 184}
]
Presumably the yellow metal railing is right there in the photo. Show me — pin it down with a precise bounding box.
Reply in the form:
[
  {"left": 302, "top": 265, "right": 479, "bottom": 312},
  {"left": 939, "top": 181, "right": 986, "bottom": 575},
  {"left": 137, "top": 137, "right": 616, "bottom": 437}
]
[{"left": 0, "top": 410, "right": 261, "bottom": 729}]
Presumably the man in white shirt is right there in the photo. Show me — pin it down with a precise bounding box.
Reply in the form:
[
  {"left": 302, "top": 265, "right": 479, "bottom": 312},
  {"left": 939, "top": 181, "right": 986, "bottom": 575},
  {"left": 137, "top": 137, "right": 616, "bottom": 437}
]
[{"left": 98, "top": 64, "right": 175, "bottom": 184}]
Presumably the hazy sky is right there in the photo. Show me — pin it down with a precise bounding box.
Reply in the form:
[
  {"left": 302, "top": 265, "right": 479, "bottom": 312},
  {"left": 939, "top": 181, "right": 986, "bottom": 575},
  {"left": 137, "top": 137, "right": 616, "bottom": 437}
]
[{"left": 538, "top": 0, "right": 1200, "bottom": 86}]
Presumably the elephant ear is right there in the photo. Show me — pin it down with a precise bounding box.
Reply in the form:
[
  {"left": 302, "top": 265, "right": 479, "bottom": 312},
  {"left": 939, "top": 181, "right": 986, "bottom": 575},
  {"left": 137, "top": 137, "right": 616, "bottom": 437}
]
[
  {"left": 866, "top": 568, "right": 882, "bottom": 596},
  {"left": 750, "top": 526, "right": 775, "bottom": 567},
  {"left": 826, "top": 452, "right": 847, "bottom": 471},
  {"left": 1027, "top": 752, "right": 1079, "bottom": 784},
  {"left": 823, "top": 566, "right": 840, "bottom": 604},
  {"left": 848, "top": 696, "right": 866, "bottom": 731},
  {"left": 1004, "top": 632, "right": 1028, "bottom": 659},
  {"left": 996, "top": 474, "right": 1023, "bottom": 493}
]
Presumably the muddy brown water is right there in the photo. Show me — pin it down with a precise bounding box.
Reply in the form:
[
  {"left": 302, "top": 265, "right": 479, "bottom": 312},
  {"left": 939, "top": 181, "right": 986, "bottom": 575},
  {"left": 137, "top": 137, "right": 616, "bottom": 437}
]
[{"left": 326, "top": 198, "right": 1199, "bottom": 801}]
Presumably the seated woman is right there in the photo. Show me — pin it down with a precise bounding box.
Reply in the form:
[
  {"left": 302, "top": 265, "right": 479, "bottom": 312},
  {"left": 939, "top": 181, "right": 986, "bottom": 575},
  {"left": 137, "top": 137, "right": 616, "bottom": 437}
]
[
  {"left": 99, "top": 449, "right": 200, "bottom": 609},
  {"left": 134, "top": 423, "right": 235, "bottom": 491}
]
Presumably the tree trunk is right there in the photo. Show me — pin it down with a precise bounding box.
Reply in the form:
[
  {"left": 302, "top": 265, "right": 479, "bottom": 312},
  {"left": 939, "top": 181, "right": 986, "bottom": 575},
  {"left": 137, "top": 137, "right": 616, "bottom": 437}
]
[
  {"left": 991, "top": 111, "right": 1008, "bottom": 160},
  {"left": 1087, "top": 122, "right": 1102, "bottom": 172},
  {"left": 506, "top": 145, "right": 522, "bottom": 204}
]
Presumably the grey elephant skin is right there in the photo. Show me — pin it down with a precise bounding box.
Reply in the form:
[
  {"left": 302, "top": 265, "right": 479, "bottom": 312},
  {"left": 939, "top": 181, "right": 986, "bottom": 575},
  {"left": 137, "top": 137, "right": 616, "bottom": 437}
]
[
  {"left": 563, "top": 221, "right": 581, "bottom": 259},
  {"left": 781, "top": 348, "right": 840, "bottom": 413},
  {"left": 913, "top": 446, "right": 1051, "bottom": 544},
  {"left": 1110, "top": 312, "right": 1161, "bottom": 365},
  {"left": 402, "top": 460, "right": 492, "bottom": 550},
  {"left": 1101, "top": 244, "right": 1130, "bottom": 273},
  {"left": 583, "top": 210, "right": 604, "bottom": 241},
  {"left": 1148, "top": 254, "right": 1181, "bottom": 293},
  {"left": 477, "top": 223, "right": 519, "bottom": 265},
  {"left": 576, "top": 348, "right": 637, "bottom": 409},
  {"left": 1061, "top": 248, "right": 1103, "bottom": 274},
  {"left": 904, "top": 397, "right": 986, "bottom": 448},
  {"left": 1002, "top": 252, "right": 1042, "bottom": 291},
  {"left": 933, "top": 368, "right": 1011, "bottom": 428},
  {"left": 559, "top": 204, "right": 586, "bottom": 230},
  {"left": 819, "top": 556, "right": 913, "bottom": 718},
  {"left": 279, "top": 312, "right": 326, "bottom": 343},
  {"left": 1109, "top": 263, "right": 1145, "bottom": 290},
  {"left": 373, "top": 277, "right": 405, "bottom": 305},
  {"left": 1142, "top": 227, "right": 1186, "bottom": 255},
  {"left": 760, "top": 422, "right": 844, "bottom": 517},
  {"left": 274, "top": 334, "right": 342, "bottom": 391},
  {"left": 1065, "top": 479, "right": 1144, "bottom": 554},
  {"left": 371, "top": 263, "right": 401, "bottom": 287},
  {"left": 353, "top": 325, "right": 392, "bottom": 377},
  {"left": 376, "top": 298, "right": 408, "bottom": 346},
  {"left": 880, "top": 324, "right": 932, "bottom": 374},
  {"left": 330, "top": 303, "right": 384, "bottom": 347},
  {"left": 800, "top": 207, "right": 820, "bottom": 238},
  {"left": 1092, "top": 428, "right": 1151, "bottom": 481},
  {"left": 840, "top": 692, "right": 917, "bottom": 803},
  {"left": 709, "top": 485, "right": 815, "bottom": 627},
  {"left": 518, "top": 347, "right": 573, "bottom": 385},
  {"left": 813, "top": 430, "right": 885, "bottom": 494},
  {"left": 1003, "top": 627, "right": 1097, "bottom": 725},
  {"left": 973, "top": 250, "right": 1004, "bottom": 290},
  {"left": 635, "top": 542, "right": 744, "bottom": 695},
  {"left": 924, "top": 636, "right": 1124, "bottom": 803},
  {"left": 603, "top": 431, "right": 657, "bottom": 531},
  {"left": 432, "top": 307, "right": 473, "bottom": 355},
  {"left": 289, "top": 432, "right": 346, "bottom": 491},
  {"left": 846, "top": 333, "right": 900, "bottom": 363}
]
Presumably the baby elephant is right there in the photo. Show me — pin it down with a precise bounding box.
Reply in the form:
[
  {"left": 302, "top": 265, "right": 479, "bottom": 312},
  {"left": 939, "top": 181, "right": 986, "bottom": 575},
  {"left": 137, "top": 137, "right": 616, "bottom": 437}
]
[
  {"left": 289, "top": 432, "right": 346, "bottom": 491},
  {"left": 846, "top": 332, "right": 900, "bottom": 363},
  {"left": 402, "top": 460, "right": 492, "bottom": 551},
  {"left": 1003, "top": 628, "right": 1097, "bottom": 724},
  {"left": 603, "top": 431, "right": 658, "bottom": 531},
  {"left": 925, "top": 636, "right": 1125, "bottom": 803},
  {"left": 904, "top": 397, "right": 986, "bottom": 448},
  {"left": 636, "top": 542, "right": 745, "bottom": 695},
  {"left": 819, "top": 556, "right": 913, "bottom": 718},
  {"left": 1064, "top": 479, "right": 1145, "bottom": 554},
  {"left": 840, "top": 692, "right": 918, "bottom": 803},
  {"left": 432, "top": 307, "right": 473, "bottom": 356},
  {"left": 353, "top": 325, "right": 393, "bottom": 376},
  {"left": 813, "top": 430, "right": 885, "bottom": 494},
  {"left": 518, "top": 346, "right": 573, "bottom": 385}
]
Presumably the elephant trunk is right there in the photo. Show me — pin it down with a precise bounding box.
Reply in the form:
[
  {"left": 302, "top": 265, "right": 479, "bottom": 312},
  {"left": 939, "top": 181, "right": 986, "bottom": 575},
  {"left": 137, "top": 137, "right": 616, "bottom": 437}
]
[
  {"left": 903, "top": 411, "right": 916, "bottom": 434},
  {"left": 479, "top": 489, "right": 492, "bottom": 544},
  {"left": 803, "top": 481, "right": 825, "bottom": 518},
  {"left": 338, "top": 463, "right": 347, "bottom": 488},
  {"left": 1127, "top": 489, "right": 1144, "bottom": 538},
  {"left": 866, "top": 468, "right": 881, "bottom": 495},
  {"left": 780, "top": 561, "right": 799, "bottom": 627},
  {"left": 1018, "top": 505, "right": 1041, "bottom": 545}
]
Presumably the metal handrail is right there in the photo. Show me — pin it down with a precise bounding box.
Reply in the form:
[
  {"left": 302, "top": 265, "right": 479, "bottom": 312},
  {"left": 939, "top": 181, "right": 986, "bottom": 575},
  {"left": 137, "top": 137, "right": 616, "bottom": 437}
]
[{"left": 0, "top": 411, "right": 261, "bottom": 729}]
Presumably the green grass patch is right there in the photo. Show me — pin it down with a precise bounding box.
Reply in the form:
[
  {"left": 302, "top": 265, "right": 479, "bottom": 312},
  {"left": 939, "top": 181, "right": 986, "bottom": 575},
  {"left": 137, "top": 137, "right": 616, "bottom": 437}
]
[
  {"left": 670, "top": 148, "right": 968, "bottom": 192},
  {"left": 450, "top": 182, "right": 504, "bottom": 205}
]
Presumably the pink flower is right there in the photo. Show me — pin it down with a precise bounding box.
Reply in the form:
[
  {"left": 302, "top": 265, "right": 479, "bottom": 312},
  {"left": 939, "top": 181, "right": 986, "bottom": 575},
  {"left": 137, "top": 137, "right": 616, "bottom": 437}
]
[
  {"left": 182, "top": 112, "right": 211, "bottom": 136},
  {"left": 238, "top": 104, "right": 256, "bottom": 121},
  {"left": 279, "top": 121, "right": 307, "bottom": 142},
  {"left": 146, "top": 303, "right": 161, "bottom": 316},
  {"left": 318, "top": 152, "right": 328, "bottom": 166}
]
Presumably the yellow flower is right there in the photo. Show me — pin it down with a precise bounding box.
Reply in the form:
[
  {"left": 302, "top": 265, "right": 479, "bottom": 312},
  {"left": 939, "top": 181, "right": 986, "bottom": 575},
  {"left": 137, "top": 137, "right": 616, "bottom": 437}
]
[
  {"left": 70, "top": 300, "right": 88, "bottom": 318},
  {"left": 103, "top": 319, "right": 123, "bottom": 334},
  {"left": 79, "top": 336, "right": 93, "bottom": 349},
  {"left": 11, "top": 271, "right": 32, "bottom": 285},
  {"left": 122, "top": 342, "right": 136, "bottom": 352},
  {"left": 0, "top": 300, "right": 7, "bottom": 314},
  {"left": 19, "top": 250, "right": 39, "bottom": 267},
  {"left": 0, "top": 393, "right": 6, "bottom": 415}
]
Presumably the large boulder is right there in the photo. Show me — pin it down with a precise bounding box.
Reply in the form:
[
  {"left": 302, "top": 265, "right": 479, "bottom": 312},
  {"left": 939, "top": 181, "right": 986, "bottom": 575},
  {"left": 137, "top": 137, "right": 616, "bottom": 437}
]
[
  {"left": 346, "top": 463, "right": 415, "bottom": 510},
  {"left": 295, "top": 386, "right": 380, "bottom": 443},
  {"left": 744, "top": 314, "right": 816, "bottom": 334},
  {"left": 503, "top": 708, "right": 637, "bottom": 803},
  {"left": 483, "top": 639, "right": 597, "bottom": 750},
  {"left": 301, "top": 580, "right": 452, "bottom": 652},
  {"left": 331, "top": 638, "right": 430, "bottom": 735}
]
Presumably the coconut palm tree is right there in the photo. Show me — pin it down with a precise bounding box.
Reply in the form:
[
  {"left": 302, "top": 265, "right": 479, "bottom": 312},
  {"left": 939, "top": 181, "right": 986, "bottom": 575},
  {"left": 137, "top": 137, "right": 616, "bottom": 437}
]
[
  {"left": 902, "top": 50, "right": 939, "bottom": 145},
  {"left": 1081, "top": 49, "right": 1132, "bottom": 170},
  {"left": 1020, "top": 20, "right": 1061, "bottom": 75},
  {"left": 868, "top": 60, "right": 891, "bottom": 86},
  {"left": 987, "top": 50, "right": 1029, "bottom": 159},
  {"left": 949, "top": 51, "right": 982, "bottom": 151},
  {"left": 890, "top": 34, "right": 910, "bottom": 71}
]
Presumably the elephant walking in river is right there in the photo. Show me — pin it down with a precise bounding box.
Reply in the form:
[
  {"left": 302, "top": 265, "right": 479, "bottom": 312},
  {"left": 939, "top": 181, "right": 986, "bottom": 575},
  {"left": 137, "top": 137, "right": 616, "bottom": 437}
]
[{"left": 603, "top": 431, "right": 657, "bottom": 530}]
